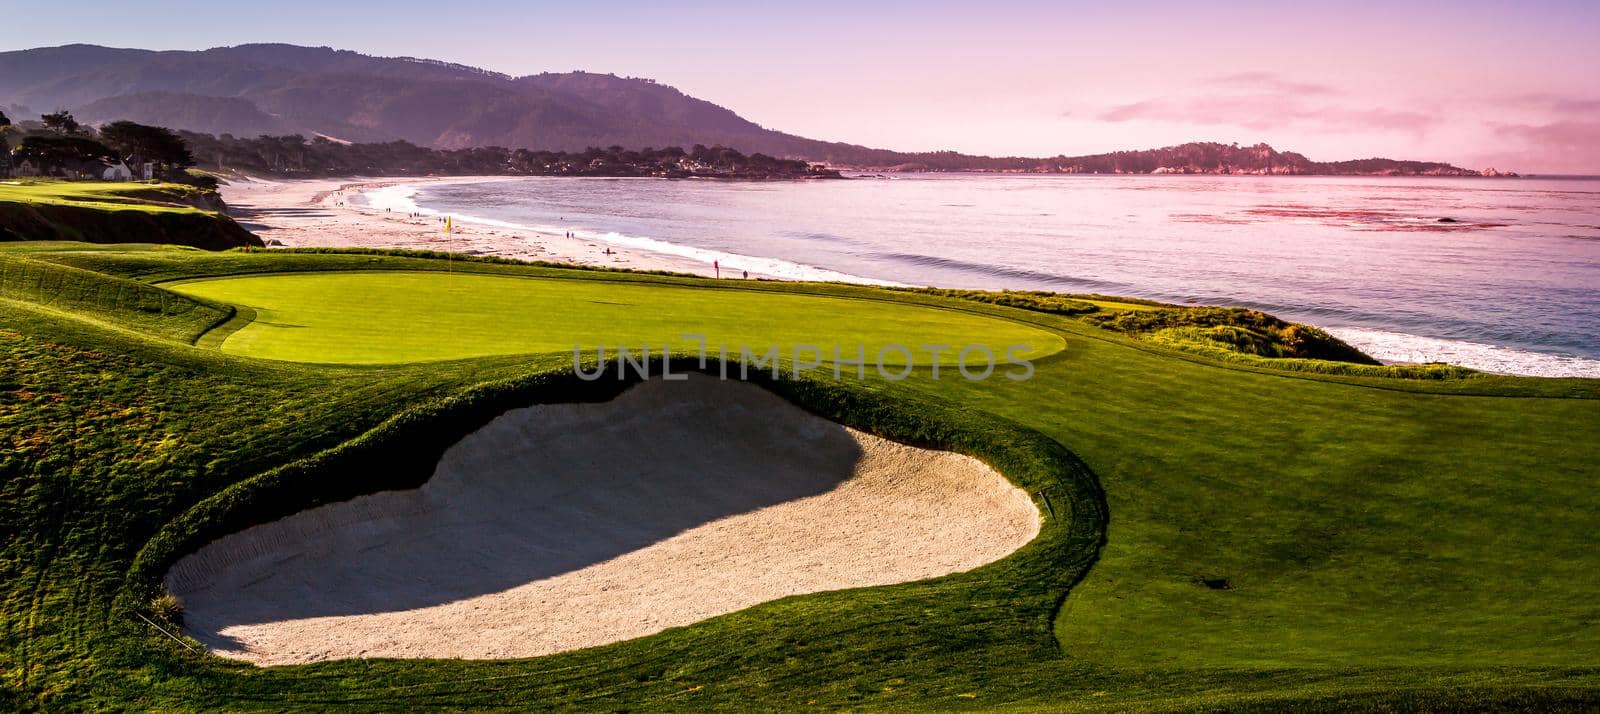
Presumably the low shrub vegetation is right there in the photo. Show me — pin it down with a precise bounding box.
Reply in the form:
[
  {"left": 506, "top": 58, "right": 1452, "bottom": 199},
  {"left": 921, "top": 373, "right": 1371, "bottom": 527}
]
[
  {"left": 1085, "top": 305, "right": 1379, "bottom": 363},
  {"left": 148, "top": 593, "right": 183, "bottom": 624}
]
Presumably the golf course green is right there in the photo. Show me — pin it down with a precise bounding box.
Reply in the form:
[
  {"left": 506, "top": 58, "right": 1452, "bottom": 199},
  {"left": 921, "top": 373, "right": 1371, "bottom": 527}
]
[
  {"left": 2, "top": 244, "right": 1596, "bottom": 711},
  {"left": 167, "top": 270, "right": 1066, "bottom": 364}
]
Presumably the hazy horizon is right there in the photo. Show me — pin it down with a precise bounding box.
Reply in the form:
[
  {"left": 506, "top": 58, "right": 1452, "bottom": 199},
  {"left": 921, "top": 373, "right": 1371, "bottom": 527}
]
[{"left": 5, "top": 1, "right": 1598, "bottom": 173}]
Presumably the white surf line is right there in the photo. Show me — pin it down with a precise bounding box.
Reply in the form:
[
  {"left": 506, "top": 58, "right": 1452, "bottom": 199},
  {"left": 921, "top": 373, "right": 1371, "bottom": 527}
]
[{"left": 1326, "top": 326, "right": 1600, "bottom": 379}]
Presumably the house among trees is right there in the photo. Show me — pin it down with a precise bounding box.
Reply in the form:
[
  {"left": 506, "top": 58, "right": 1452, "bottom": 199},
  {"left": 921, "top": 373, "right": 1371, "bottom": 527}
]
[
  {"left": 101, "top": 161, "right": 134, "bottom": 181},
  {"left": 2, "top": 113, "right": 193, "bottom": 180}
]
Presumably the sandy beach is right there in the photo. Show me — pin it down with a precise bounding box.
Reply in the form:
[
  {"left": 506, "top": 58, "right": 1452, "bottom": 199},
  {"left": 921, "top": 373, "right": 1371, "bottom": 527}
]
[{"left": 220, "top": 176, "right": 726, "bottom": 278}]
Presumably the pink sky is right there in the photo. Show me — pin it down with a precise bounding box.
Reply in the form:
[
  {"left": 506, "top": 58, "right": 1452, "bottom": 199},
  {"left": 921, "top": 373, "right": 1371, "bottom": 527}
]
[
  {"left": 10, "top": 1, "right": 1600, "bottom": 172},
  {"left": 637, "top": 2, "right": 1600, "bottom": 173}
]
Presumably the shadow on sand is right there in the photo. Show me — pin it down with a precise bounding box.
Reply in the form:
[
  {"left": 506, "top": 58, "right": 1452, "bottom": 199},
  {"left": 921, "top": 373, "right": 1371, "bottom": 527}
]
[{"left": 166, "top": 376, "right": 864, "bottom": 647}]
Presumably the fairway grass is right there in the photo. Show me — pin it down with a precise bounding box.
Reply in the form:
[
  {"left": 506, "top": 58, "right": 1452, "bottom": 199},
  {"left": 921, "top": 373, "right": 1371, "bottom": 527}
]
[
  {"left": 168, "top": 270, "right": 1066, "bottom": 365},
  {"left": 2, "top": 245, "right": 1596, "bottom": 711}
]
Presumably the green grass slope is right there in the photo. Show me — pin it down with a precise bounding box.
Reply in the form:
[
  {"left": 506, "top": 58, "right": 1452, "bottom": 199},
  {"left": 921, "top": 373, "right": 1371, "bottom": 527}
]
[
  {"left": 0, "top": 182, "right": 261, "bottom": 250},
  {"left": 1, "top": 245, "right": 1596, "bottom": 711},
  {"left": 0, "top": 253, "right": 232, "bottom": 342}
]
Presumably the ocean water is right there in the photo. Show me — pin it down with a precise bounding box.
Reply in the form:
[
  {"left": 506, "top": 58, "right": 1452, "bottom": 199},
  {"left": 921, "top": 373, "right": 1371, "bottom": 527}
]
[{"left": 376, "top": 174, "right": 1600, "bottom": 377}]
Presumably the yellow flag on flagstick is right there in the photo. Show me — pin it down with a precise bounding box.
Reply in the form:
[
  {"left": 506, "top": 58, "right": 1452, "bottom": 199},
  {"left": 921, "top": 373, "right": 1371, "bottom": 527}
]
[{"left": 445, "top": 215, "right": 452, "bottom": 234}]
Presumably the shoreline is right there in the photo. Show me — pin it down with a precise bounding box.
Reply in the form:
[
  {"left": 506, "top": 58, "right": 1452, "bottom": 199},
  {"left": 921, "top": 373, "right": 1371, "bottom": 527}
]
[{"left": 220, "top": 175, "right": 734, "bottom": 279}]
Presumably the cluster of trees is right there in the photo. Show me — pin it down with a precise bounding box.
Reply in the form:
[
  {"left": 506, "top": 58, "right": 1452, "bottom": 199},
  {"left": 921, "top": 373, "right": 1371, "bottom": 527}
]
[
  {"left": 179, "top": 132, "right": 840, "bottom": 179},
  {"left": 1048, "top": 143, "right": 1314, "bottom": 174},
  {"left": 2, "top": 110, "right": 836, "bottom": 182},
  {"left": 1315, "top": 157, "right": 1489, "bottom": 176},
  {"left": 2, "top": 110, "right": 196, "bottom": 178},
  {"left": 506, "top": 144, "right": 832, "bottom": 178}
]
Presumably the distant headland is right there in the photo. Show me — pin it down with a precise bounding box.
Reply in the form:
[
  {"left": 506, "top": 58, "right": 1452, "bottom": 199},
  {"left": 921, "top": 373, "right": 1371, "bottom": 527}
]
[{"left": 863, "top": 141, "right": 1516, "bottom": 177}]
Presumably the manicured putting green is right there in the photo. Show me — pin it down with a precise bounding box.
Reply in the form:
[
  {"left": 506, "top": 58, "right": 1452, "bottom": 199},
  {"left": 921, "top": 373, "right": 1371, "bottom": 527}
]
[{"left": 170, "top": 271, "right": 1066, "bottom": 365}]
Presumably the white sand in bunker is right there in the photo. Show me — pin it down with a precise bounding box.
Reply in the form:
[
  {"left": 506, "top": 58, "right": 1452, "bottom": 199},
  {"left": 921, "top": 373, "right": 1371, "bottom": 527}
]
[{"left": 165, "top": 375, "right": 1041, "bottom": 665}]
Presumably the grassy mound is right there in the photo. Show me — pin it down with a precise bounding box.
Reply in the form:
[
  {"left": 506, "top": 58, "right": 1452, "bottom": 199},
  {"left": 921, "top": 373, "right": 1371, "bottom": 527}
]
[
  {"left": 1083, "top": 306, "right": 1377, "bottom": 363},
  {"left": 0, "top": 182, "right": 260, "bottom": 250},
  {"left": 0, "top": 254, "right": 231, "bottom": 342},
  {"left": 1, "top": 244, "right": 1596, "bottom": 710}
]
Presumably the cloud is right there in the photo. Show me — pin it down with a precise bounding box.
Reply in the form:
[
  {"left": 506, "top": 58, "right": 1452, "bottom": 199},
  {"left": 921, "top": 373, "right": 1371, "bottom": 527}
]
[
  {"left": 1098, "top": 99, "right": 1162, "bottom": 123},
  {"left": 1504, "top": 92, "right": 1600, "bottom": 115},
  {"left": 1095, "top": 94, "right": 1437, "bottom": 135},
  {"left": 1322, "top": 108, "right": 1437, "bottom": 134},
  {"left": 1092, "top": 69, "right": 1433, "bottom": 136},
  {"left": 1495, "top": 120, "right": 1600, "bottom": 150},
  {"left": 1207, "top": 72, "right": 1338, "bottom": 96},
  {"left": 1464, "top": 120, "right": 1600, "bottom": 173}
]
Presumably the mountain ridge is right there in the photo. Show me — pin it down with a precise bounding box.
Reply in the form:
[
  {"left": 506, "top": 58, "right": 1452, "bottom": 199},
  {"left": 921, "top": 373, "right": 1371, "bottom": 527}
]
[{"left": 0, "top": 43, "right": 1505, "bottom": 175}]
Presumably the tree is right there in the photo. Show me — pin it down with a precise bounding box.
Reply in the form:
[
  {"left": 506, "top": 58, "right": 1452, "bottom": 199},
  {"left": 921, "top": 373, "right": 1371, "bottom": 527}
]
[
  {"left": 99, "top": 120, "right": 194, "bottom": 169},
  {"left": 0, "top": 112, "right": 14, "bottom": 168},
  {"left": 40, "top": 110, "right": 81, "bottom": 135},
  {"left": 13, "top": 135, "right": 116, "bottom": 173},
  {"left": 0, "top": 118, "right": 10, "bottom": 175}
]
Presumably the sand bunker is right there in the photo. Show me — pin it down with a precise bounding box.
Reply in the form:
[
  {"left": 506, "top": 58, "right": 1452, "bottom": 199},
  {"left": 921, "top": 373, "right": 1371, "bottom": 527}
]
[{"left": 166, "top": 375, "right": 1040, "bottom": 664}]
